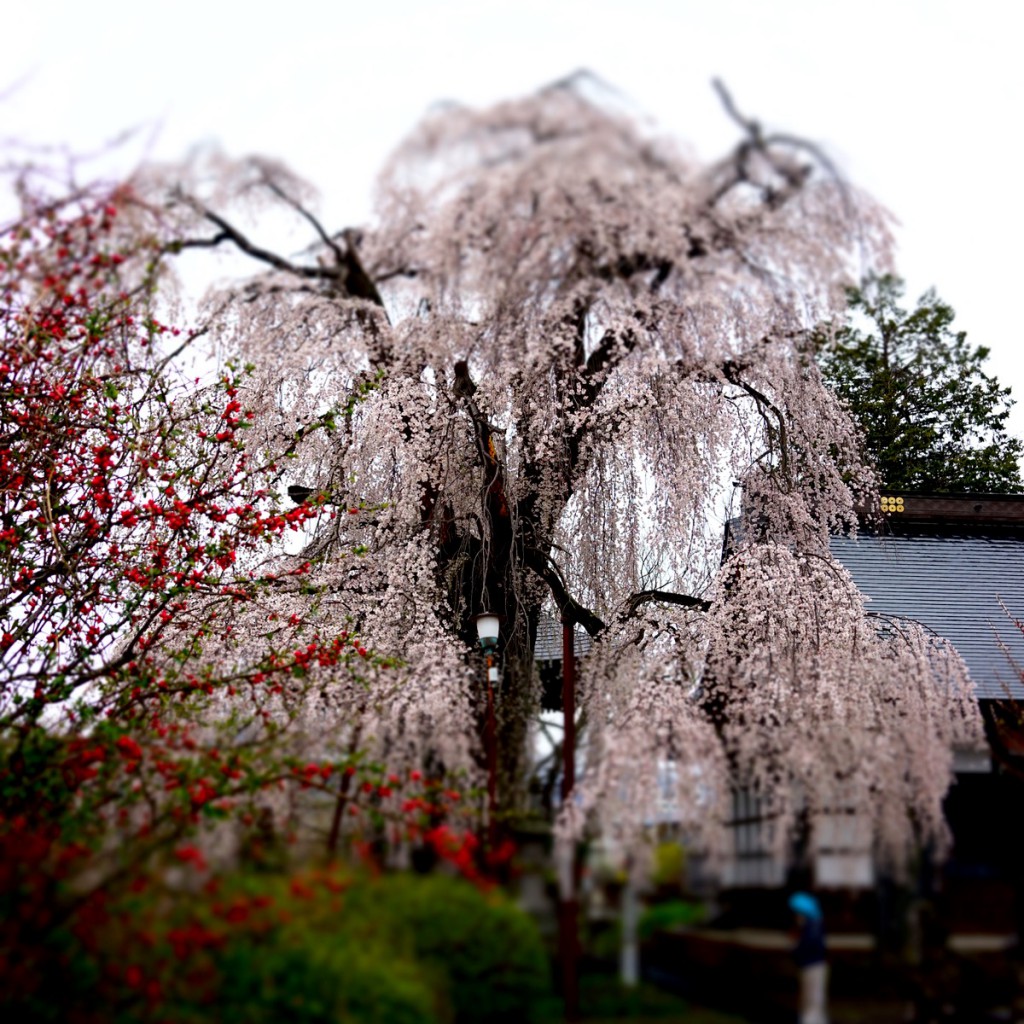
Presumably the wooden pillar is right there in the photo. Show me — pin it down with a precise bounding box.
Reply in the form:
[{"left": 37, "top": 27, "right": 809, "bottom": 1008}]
[{"left": 560, "top": 615, "right": 580, "bottom": 1022}]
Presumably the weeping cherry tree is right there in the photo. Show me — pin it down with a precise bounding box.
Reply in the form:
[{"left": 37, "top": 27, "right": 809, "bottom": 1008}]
[{"left": 142, "top": 76, "right": 982, "bottom": 871}]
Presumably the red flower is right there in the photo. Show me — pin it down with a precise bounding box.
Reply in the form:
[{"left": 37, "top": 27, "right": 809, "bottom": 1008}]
[
  {"left": 116, "top": 735, "right": 143, "bottom": 760},
  {"left": 173, "top": 845, "right": 207, "bottom": 871}
]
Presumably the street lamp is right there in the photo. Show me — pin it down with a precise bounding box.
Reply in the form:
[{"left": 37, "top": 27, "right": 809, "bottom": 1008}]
[
  {"left": 472, "top": 612, "right": 501, "bottom": 847},
  {"left": 474, "top": 612, "right": 500, "bottom": 653}
]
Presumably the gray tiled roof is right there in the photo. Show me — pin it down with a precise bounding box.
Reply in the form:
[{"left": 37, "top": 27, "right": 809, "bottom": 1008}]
[
  {"left": 534, "top": 615, "right": 592, "bottom": 661},
  {"left": 830, "top": 532, "right": 1024, "bottom": 700}
]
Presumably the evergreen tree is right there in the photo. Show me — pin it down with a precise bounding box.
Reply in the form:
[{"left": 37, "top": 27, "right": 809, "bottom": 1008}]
[{"left": 819, "top": 275, "right": 1023, "bottom": 492}]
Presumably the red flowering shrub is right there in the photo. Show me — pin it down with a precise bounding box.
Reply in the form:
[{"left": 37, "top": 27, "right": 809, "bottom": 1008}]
[
  {"left": 0, "top": 186, "right": 501, "bottom": 1021},
  {"left": 110, "top": 865, "right": 547, "bottom": 1024}
]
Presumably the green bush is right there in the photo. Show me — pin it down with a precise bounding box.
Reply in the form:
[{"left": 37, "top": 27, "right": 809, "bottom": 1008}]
[
  {"left": 215, "top": 931, "right": 437, "bottom": 1024},
  {"left": 84, "top": 867, "right": 437, "bottom": 1024},
  {"left": 210, "top": 871, "right": 549, "bottom": 1024},
  {"left": 638, "top": 899, "right": 707, "bottom": 939},
  {"left": 141, "top": 867, "right": 549, "bottom": 1024},
  {"left": 368, "top": 873, "right": 550, "bottom": 1024},
  {"left": 24, "top": 863, "right": 550, "bottom": 1024}
]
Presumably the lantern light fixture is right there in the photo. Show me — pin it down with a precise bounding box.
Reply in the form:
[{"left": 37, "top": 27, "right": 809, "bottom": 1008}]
[{"left": 473, "top": 612, "right": 500, "bottom": 652}]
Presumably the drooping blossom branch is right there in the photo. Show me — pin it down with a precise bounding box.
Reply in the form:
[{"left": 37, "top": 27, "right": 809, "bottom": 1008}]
[{"left": 129, "top": 78, "right": 979, "bottom": 871}]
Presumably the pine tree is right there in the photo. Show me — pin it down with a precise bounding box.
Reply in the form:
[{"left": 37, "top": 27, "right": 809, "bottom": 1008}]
[{"left": 819, "top": 275, "right": 1023, "bottom": 493}]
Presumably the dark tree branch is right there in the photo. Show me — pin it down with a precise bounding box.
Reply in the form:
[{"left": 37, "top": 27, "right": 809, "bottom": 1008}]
[
  {"left": 567, "top": 297, "right": 588, "bottom": 369},
  {"left": 712, "top": 78, "right": 850, "bottom": 214},
  {"left": 375, "top": 266, "right": 420, "bottom": 283},
  {"left": 452, "top": 363, "right": 511, "bottom": 559},
  {"left": 712, "top": 79, "right": 762, "bottom": 141},
  {"left": 258, "top": 176, "right": 346, "bottom": 266},
  {"left": 511, "top": 318, "right": 646, "bottom": 534},
  {"left": 162, "top": 232, "right": 231, "bottom": 254},
  {"left": 168, "top": 192, "right": 388, "bottom": 314},
  {"left": 339, "top": 228, "right": 387, "bottom": 309},
  {"left": 453, "top": 359, "right": 477, "bottom": 398},
  {"left": 551, "top": 324, "right": 643, "bottom": 493},
  {"left": 584, "top": 326, "right": 637, "bottom": 385},
  {"left": 522, "top": 548, "right": 605, "bottom": 637},
  {"left": 199, "top": 207, "right": 336, "bottom": 280},
  {"left": 722, "top": 360, "right": 791, "bottom": 483},
  {"left": 623, "top": 589, "right": 711, "bottom": 616}
]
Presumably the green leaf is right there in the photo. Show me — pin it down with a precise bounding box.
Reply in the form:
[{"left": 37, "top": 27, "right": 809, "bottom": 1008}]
[{"left": 818, "top": 274, "right": 1023, "bottom": 492}]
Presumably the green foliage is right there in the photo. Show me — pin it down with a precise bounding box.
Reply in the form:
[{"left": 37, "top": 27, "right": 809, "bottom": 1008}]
[
  {"left": 24, "top": 865, "right": 550, "bottom": 1024},
  {"left": 367, "top": 873, "right": 550, "bottom": 1024},
  {"left": 214, "top": 931, "right": 438, "bottom": 1024},
  {"left": 638, "top": 899, "right": 707, "bottom": 939},
  {"left": 818, "top": 275, "right": 1023, "bottom": 492},
  {"left": 134, "top": 867, "right": 425, "bottom": 1024},
  {"left": 203, "top": 870, "right": 548, "bottom": 1024}
]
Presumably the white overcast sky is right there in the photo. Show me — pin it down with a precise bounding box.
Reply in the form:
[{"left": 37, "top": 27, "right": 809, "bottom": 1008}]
[{"left": 5, "top": 0, "right": 1023, "bottom": 441}]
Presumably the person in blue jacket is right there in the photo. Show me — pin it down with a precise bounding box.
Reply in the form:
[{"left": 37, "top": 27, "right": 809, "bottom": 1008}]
[{"left": 789, "top": 891, "right": 828, "bottom": 1024}]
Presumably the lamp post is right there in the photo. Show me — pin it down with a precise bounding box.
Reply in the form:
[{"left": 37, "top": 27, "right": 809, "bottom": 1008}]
[
  {"left": 473, "top": 612, "right": 500, "bottom": 848},
  {"left": 560, "top": 613, "right": 580, "bottom": 1022}
]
